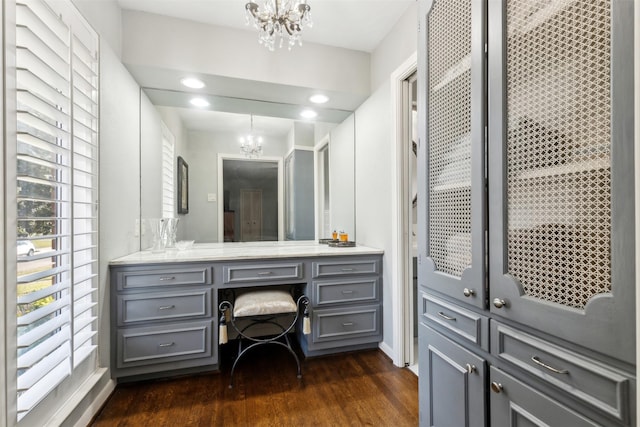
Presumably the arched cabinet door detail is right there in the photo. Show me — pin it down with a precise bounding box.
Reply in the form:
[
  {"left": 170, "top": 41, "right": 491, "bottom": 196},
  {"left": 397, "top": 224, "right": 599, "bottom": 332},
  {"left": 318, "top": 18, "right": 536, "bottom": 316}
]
[
  {"left": 417, "top": 0, "right": 487, "bottom": 310},
  {"left": 487, "top": 0, "right": 635, "bottom": 364}
]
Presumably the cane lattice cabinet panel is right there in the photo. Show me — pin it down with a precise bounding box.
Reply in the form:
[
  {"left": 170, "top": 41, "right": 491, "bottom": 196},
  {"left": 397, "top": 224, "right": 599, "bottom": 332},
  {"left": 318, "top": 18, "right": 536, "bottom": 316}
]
[{"left": 417, "top": 0, "right": 636, "bottom": 425}]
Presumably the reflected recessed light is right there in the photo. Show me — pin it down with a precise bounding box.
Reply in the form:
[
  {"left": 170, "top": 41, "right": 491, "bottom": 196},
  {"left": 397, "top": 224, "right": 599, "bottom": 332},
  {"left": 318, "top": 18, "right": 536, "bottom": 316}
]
[
  {"left": 190, "top": 97, "right": 210, "bottom": 108},
  {"left": 309, "top": 94, "right": 329, "bottom": 104},
  {"left": 181, "top": 77, "right": 205, "bottom": 89},
  {"left": 300, "top": 109, "right": 317, "bottom": 119}
]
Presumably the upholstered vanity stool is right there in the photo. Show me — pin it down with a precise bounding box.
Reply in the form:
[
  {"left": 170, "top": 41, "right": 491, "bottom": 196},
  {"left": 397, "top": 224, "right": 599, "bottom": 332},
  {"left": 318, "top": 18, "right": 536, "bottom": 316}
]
[{"left": 218, "top": 289, "right": 310, "bottom": 388}]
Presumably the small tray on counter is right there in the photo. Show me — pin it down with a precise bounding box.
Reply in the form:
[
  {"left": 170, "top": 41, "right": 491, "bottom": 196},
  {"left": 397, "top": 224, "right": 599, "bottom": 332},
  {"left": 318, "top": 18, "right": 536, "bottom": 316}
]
[
  {"left": 328, "top": 241, "right": 356, "bottom": 248},
  {"left": 318, "top": 238, "right": 339, "bottom": 244}
]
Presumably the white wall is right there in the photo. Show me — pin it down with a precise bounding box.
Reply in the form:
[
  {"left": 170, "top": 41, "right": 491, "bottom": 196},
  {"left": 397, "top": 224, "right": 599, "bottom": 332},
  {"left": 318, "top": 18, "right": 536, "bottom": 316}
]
[
  {"left": 329, "top": 114, "right": 356, "bottom": 239},
  {"left": 354, "top": 81, "right": 395, "bottom": 353},
  {"left": 370, "top": 2, "right": 418, "bottom": 91},
  {"left": 140, "top": 93, "right": 163, "bottom": 249},
  {"left": 353, "top": 3, "right": 418, "bottom": 362}
]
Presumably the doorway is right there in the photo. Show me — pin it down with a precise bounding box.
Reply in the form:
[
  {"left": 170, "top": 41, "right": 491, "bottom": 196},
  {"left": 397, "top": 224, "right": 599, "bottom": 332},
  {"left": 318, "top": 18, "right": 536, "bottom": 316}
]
[
  {"left": 390, "top": 52, "right": 418, "bottom": 371},
  {"left": 220, "top": 158, "right": 280, "bottom": 242},
  {"left": 403, "top": 72, "right": 419, "bottom": 373}
]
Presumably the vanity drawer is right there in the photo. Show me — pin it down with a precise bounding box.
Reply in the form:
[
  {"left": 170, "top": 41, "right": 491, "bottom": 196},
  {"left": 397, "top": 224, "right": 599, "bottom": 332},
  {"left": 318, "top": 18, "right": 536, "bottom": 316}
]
[
  {"left": 223, "top": 262, "right": 303, "bottom": 284},
  {"left": 312, "top": 305, "right": 381, "bottom": 343},
  {"left": 117, "top": 288, "right": 211, "bottom": 326},
  {"left": 115, "top": 264, "right": 212, "bottom": 291},
  {"left": 312, "top": 278, "right": 379, "bottom": 306},
  {"left": 312, "top": 258, "right": 379, "bottom": 278},
  {"left": 491, "top": 321, "right": 631, "bottom": 423},
  {"left": 117, "top": 320, "right": 213, "bottom": 368},
  {"left": 421, "top": 292, "right": 488, "bottom": 350}
]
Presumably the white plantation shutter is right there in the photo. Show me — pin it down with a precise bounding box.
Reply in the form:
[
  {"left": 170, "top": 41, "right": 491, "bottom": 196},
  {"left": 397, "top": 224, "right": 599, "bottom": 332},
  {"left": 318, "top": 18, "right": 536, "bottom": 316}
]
[
  {"left": 162, "top": 123, "right": 175, "bottom": 218},
  {"left": 14, "top": 0, "right": 99, "bottom": 419}
]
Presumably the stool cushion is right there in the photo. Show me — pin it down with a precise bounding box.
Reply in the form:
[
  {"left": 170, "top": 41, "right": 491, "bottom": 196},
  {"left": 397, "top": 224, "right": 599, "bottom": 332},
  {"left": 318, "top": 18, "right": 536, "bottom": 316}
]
[{"left": 233, "top": 290, "right": 297, "bottom": 317}]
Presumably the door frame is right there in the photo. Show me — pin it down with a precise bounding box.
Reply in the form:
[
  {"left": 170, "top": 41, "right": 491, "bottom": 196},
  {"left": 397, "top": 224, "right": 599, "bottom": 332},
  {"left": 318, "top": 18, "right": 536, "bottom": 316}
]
[
  {"left": 314, "top": 135, "right": 330, "bottom": 240},
  {"left": 390, "top": 52, "right": 418, "bottom": 368},
  {"left": 217, "top": 154, "right": 284, "bottom": 242}
]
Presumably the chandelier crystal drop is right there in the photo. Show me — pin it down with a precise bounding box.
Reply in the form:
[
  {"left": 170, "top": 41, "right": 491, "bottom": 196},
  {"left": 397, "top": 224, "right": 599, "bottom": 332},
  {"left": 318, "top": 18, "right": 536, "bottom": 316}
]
[
  {"left": 240, "top": 115, "right": 264, "bottom": 158},
  {"left": 245, "top": 0, "right": 313, "bottom": 51}
]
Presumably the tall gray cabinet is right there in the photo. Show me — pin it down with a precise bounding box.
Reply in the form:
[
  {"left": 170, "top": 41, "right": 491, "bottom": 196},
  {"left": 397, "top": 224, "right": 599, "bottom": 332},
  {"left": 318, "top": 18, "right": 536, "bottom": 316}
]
[
  {"left": 417, "top": 0, "right": 636, "bottom": 425},
  {"left": 285, "top": 149, "right": 315, "bottom": 240}
]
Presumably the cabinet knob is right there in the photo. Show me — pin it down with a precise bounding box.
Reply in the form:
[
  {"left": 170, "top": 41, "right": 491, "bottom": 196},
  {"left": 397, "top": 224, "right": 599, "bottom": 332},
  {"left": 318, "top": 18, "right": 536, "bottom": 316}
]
[
  {"left": 465, "top": 364, "right": 476, "bottom": 374},
  {"left": 463, "top": 288, "right": 475, "bottom": 297},
  {"left": 493, "top": 298, "right": 507, "bottom": 309},
  {"left": 490, "top": 382, "right": 503, "bottom": 393}
]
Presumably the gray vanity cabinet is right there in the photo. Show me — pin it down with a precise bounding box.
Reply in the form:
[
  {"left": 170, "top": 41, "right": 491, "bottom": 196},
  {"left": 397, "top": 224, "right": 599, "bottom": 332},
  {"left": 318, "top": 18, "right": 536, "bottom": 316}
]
[
  {"left": 110, "top": 263, "right": 217, "bottom": 380},
  {"left": 299, "top": 255, "right": 383, "bottom": 357},
  {"left": 418, "top": 0, "right": 636, "bottom": 425}
]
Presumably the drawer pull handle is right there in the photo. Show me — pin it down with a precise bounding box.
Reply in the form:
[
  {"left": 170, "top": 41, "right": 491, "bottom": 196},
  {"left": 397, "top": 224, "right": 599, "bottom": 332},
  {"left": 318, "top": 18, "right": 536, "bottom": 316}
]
[
  {"left": 342, "top": 322, "right": 354, "bottom": 327},
  {"left": 159, "top": 276, "right": 176, "bottom": 281},
  {"left": 465, "top": 364, "right": 476, "bottom": 374},
  {"left": 437, "top": 311, "right": 456, "bottom": 321},
  {"left": 341, "top": 268, "right": 355, "bottom": 272},
  {"left": 463, "top": 288, "right": 475, "bottom": 297},
  {"left": 531, "top": 356, "right": 569, "bottom": 374},
  {"left": 491, "top": 382, "right": 503, "bottom": 393},
  {"left": 158, "top": 342, "right": 175, "bottom": 348},
  {"left": 158, "top": 305, "right": 175, "bottom": 310},
  {"left": 257, "top": 271, "right": 273, "bottom": 276},
  {"left": 341, "top": 290, "right": 354, "bottom": 294}
]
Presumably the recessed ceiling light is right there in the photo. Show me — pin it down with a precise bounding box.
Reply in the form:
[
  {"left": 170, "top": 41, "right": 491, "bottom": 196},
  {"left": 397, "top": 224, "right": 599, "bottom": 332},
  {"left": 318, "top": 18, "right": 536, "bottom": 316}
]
[
  {"left": 181, "top": 77, "right": 205, "bottom": 89},
  {"left": 300, "top": 109, "right": 317, "bottom": 119},
  {"left": 189, "top": 97, "right": 210, "bottom": 108},
  {"left": 309, "top": 94, "right": 329, "bottom": 104}
]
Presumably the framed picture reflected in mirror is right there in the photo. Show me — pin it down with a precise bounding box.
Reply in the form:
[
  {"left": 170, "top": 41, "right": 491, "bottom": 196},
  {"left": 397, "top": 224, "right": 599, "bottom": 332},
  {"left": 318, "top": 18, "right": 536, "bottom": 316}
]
[{"left": 177, "top": 156, "right": 189, "bottom": 214}]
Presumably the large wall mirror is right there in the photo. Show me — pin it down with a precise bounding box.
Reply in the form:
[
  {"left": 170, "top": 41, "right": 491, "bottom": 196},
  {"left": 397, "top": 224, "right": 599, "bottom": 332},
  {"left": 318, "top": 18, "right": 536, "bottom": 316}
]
[{"left": 139, "top": 88, "right": 356, "bottom": 247}]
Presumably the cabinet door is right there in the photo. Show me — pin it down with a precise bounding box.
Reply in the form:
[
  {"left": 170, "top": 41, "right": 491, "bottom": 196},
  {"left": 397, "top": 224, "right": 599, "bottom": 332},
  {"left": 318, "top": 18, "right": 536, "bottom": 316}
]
[
  {"left": 490, "top": 367, "right": 599, "bottom": 427},
  {"left": 419, "top": 324, "right": 486, "bottom": 427},
  {"left": 487, "top": 0, "right": 635, "bottom": 363},
  {"left": 417, "top": 0, "right": 487, "bottom": 308}
]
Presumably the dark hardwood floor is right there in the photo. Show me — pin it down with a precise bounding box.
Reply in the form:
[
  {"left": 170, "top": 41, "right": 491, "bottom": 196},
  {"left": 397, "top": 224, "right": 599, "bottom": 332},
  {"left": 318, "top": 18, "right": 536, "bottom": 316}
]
[{"left": 91, "top": 345, "right": 418, "bottom": 427}]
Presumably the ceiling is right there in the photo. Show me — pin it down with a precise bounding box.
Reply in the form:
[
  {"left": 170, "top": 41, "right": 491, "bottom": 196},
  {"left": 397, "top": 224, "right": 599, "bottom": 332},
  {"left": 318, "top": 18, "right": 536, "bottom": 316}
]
[
  {"left": 116, "top": 0, "right": 415, "bottom": 53},
  {"left": 116, "top": 0, "right": 415, "bottom": 135}
]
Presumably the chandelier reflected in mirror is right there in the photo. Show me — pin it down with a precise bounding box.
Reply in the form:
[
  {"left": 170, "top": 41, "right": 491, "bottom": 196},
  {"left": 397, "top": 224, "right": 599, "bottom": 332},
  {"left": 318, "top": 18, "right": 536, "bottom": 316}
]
[
  {"left": 245, "top": 0, "right": 313, "bottom": 51},
  {"left": 240, "top": 115, "right": 264, "bottom": 158}
]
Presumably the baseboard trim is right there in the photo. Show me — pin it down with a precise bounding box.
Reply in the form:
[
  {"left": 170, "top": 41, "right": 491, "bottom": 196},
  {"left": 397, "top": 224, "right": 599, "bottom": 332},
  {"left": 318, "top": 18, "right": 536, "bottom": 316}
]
[
  {"left": 73, "top": 375, "right": 115, "bottom": 427},
  {"left": 379, "top": 342, "right": 400, "bottom": 367}
]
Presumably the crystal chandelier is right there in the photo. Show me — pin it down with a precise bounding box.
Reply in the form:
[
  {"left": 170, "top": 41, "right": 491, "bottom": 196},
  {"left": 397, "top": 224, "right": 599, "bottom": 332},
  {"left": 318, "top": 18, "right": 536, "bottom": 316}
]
[
  {"left": 240, "top": 115, "right": 264, "bottom": 158},
  {"left": 245, "top": 0, "right": 313, "bottom": 51}
]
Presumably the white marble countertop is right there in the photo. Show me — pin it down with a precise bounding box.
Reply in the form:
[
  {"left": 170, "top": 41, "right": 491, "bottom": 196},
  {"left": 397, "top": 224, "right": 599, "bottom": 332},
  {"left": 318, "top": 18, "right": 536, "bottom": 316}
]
[{"left": 110, "top": 240, "right": 384, "bottom": 266}]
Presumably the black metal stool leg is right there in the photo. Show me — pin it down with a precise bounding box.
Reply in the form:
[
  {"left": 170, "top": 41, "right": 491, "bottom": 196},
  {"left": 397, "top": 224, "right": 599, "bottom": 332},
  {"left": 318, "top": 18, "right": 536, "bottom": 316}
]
[{"left": 220, "top": 294, "right": 310, "bottom": 388}]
